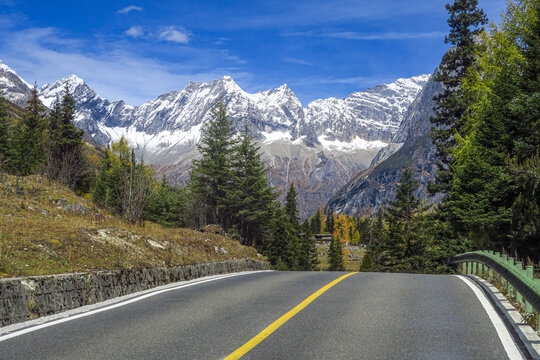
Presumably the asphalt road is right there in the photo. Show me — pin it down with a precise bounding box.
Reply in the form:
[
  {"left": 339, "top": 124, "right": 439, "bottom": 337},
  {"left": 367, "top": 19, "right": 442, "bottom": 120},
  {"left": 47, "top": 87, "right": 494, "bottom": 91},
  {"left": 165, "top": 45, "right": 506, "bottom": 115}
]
[{"left": 0, "top": 271, "right": 519, "bottom": 360}]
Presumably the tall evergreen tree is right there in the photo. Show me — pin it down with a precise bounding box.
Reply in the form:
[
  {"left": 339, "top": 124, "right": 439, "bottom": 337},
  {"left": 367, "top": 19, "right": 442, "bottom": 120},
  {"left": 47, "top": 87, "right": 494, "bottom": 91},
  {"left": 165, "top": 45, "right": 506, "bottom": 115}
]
[
  {"left": 0, "top": 95, "right": 10, "bottom": 171},
  {"left": 430, "top": 0, "right": 487, "bottom": 196},
  {"left": 7, "top": 84, "right": 47, "bottom": 177},
  {"left": 327, "top": 234, "right": 344, "bottom": 271},
  {"left": 268, "top": 206, "right": 297, "bottom": 270},
  {"left": 445, "top": 0, "right": 539, "bottom": 254},
  {"left": 46, "top": 83, "right": 89, "bottom": 190},
  {"left": 379, "top": 166, "right": 427, "bottom": 271},
  {"left": 357, "top": 217, "right": 372, "bottom": 245},
  {"left": 325, "top": 212, "right": 335, "bottom": 234},
  {"left": 299, "top": 221, "right": 319, "bottom": 270},
  {"left": 283, "top": 183, "right": 301, "bottom": 268},
  {"left": 230, "top": 122, "right": 277, "bottom": 247},
  {"left": 509, "top": 2, "right": 540, "bottom": 260},
  {"left": 284, "top": 183, "right": 300, "bottom": 227},
  {"left": 310, "top": 208, "right": 322, "bottom": 234},
  {"left": 189, "top": 101, "right": 236, "bottom": 228}
]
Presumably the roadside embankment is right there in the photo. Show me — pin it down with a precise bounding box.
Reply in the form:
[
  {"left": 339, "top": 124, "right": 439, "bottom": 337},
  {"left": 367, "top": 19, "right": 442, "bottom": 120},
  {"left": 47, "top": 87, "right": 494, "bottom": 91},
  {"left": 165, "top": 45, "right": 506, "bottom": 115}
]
[{"left": 0, "top": 259, "right": 269, "bottom": 326}]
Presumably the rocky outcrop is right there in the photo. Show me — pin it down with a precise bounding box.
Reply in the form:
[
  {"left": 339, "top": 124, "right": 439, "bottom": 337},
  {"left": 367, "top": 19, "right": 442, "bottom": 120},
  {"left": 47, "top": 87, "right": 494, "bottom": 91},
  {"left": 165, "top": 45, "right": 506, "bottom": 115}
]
[
  {"left": 0, "top": 259, "right": 269, "bottom": 327},
  {"left": 326, "top": 67, "right": 443, "bottom": 215},
  {"left": 0, "top": 60, "right": 33, "bottom": 107}
]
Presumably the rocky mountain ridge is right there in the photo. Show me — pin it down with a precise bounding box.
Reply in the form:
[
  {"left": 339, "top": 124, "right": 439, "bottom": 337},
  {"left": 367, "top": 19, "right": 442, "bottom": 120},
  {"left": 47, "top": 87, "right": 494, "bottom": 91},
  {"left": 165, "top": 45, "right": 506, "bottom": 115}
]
[
  {"left": 325, "top": 67, "right": 443, "bottom": 215},
  {"left": 0, "top": 59, "right": 429, "bottom": 217}
]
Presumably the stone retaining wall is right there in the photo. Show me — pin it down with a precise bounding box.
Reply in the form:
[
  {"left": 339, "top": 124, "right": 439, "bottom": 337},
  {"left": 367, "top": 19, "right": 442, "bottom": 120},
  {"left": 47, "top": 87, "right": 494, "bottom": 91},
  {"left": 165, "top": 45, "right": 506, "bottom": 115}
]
[{"left": 0, "top": 259, "right": 269, "bottom": 326}]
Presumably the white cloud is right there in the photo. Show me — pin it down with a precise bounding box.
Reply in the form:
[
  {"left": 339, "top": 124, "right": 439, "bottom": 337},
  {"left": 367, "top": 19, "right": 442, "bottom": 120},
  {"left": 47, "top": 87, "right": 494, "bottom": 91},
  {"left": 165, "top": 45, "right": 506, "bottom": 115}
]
[
  {"left": 295, "top": 74, "right": 395, "bottom": 88},
  {"left": 118, "top": 5, "right": 143, "bottom": 14},
  {"left": 159, "top": 26, "right": 190, "bottom": 44},
  {"left": 325, "top": 31, "right": 446, "bottom": 40},
  {"left": 0, "top": 27, "right": 250, "bottom": 105},
  {"left": 213, "top": 37, "right": 229, "bottom": 45},
  {"left": 125, "top": 26, "right": 143, "bottom": 38},
  {"left": 219, "top": 49, "right": 246, "bottom": 65},
  {"left": 284, "top": 30, "right": 446, "bottom": 41},
  {"left": 284, "top": 57, "right": 312, "bottom": 66}
]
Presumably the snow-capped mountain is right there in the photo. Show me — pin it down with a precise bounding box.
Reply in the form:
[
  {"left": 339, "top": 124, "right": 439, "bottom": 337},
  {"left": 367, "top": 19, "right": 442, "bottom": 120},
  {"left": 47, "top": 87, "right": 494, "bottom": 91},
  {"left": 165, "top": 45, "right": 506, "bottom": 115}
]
[
  {"left": 0, "top": 59, "right": 429, "bottom": 218},
  {"left": 326, "top": 66, "right": 443, "bottom": 215},
  {"left": 0, "top": 60, "right": 33, "bottom": 107}
]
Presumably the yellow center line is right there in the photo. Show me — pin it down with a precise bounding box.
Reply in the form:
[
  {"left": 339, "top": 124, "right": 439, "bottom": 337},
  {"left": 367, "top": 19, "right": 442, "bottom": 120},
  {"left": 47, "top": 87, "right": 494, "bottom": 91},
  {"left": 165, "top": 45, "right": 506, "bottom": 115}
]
[{"left": 224, "top": 272, "right": 358, "bottom": 360}]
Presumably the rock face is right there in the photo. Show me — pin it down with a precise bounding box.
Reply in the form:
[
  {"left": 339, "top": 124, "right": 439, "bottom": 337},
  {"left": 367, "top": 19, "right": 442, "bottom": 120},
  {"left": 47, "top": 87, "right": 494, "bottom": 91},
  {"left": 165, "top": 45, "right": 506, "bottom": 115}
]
[
  {"left": 0, "top": 60, "right": 33, "bottom": 107},
  {"left": 0, "top": 60, "right": 429, "bottom": 218},
  {"left": 0, "top": 259, "right": 269, "bottom": 327},
  {"left": 326, "top": 67, "right": 443, "bottom": 215}
]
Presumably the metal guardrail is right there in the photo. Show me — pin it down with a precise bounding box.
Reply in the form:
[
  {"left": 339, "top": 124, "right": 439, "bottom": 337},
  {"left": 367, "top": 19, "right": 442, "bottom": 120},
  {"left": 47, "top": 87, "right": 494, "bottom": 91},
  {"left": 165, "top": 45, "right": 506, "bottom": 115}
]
[{"left": 449, "top": 250, "right": 540, "bottom": 332}]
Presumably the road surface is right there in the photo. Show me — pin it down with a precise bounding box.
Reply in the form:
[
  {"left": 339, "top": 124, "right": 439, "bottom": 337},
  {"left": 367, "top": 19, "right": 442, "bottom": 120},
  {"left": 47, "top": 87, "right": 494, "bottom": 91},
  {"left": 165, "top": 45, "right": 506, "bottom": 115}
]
[{"left": 0, "top": 271, "right": 522, "bottom": 359}]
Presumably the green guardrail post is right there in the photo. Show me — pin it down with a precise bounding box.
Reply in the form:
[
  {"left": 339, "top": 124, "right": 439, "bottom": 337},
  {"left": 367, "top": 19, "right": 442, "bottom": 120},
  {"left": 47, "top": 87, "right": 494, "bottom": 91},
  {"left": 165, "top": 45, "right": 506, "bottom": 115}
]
[
  {"left": 500, "top": 254, "right": 508, "bottom": 294},
  {"left": 473, "top": 261, "right": 477, "bottom": 276},
  {"left": 515, "top": 260, "right": 523, "bottom": 305},
  {"left": 508, "top": 257, "right": 515, "bottom": 299},
  {"left": 525, "top": 265, "right": 534, "bottom": 314}
]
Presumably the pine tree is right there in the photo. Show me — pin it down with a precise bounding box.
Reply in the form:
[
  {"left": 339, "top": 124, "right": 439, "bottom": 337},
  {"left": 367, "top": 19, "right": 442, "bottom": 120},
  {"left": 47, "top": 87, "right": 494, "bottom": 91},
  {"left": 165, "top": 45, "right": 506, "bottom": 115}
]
[
  {"left": 327, "top": 234, "right": 344, "bottom": 271},
  {"left": 310, "top": 208, "right": 322, "bottom": 234},
  {"left": 283, "top": 183, "right": 301, "bottom": 268},
  {"left": 430, "top": 0, "right": 487, "bottom": 196},
  {"left": 230, "top": 122, "right": 277, "bottom": 247},
  {"left": 284, "top": 183, "right": 300, "bottom": 227},
  {"left": 0, "top": 95, "right": 10, "bottom": 171},
  {"left": 508, "top": 2, "right": 540, "bottom": 261},
  {"left": 380, "top": 166, "right": 427, "bottom": 271},
  {"left": 268, "top": 206, "right": 297, "bottom": 270},
  {"left": 46, "top": 83, "right": 89, "bottom": 190},
  {"left": 445, "top": 1, "right": 539, "bottom": 253},
  {"left": 325, "top": 212, "right": 335, "bottom": 234},
  {"left": 189, "top": 101, "right": 236, "bottom": 229},
  {"left": 357, "top": 217, "right": 372, "bottom": 245},
  {"left": 145, "top": 177, "right": 192, "bottom": 228},
  {"left": 359, "top": 251, "right": 374, "bottom": 272},
  {"left": 299, "top": 221, "right": 319, "bottom": 270},
  {"left": 7, "top": 84, "right": 47, "bottom": 177}
]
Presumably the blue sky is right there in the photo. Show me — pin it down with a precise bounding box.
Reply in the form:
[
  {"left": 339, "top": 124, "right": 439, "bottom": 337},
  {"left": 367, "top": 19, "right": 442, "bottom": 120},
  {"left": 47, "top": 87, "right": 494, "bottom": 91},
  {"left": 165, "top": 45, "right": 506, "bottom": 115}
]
[{"left": 0, "top": 0, "right": 507, "bottom": 105}]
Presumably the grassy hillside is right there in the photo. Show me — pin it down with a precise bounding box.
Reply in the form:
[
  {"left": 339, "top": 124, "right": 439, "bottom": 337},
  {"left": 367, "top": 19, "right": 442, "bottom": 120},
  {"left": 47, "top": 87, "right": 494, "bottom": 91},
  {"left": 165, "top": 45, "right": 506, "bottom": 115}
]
[{"left": 0, "top": 174, "right": 264, "bottom": 278}]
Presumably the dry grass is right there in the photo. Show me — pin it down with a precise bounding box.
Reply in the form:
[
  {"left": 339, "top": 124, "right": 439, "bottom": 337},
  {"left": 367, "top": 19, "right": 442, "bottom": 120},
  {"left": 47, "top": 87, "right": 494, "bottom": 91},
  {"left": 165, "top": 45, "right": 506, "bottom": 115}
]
[{"left": 0, "top": 174, "right": 264, "bottom": 278}]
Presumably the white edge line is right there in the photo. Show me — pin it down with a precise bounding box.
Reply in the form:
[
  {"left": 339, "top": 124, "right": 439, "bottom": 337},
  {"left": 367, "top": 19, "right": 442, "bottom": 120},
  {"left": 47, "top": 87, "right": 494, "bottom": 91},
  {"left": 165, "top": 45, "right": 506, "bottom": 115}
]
[
  {"left": 0, "top": 270, "right": 271, "bottom": 343},
  {"left": 455, "top": 275, "right": 524, "bottom": 360}
]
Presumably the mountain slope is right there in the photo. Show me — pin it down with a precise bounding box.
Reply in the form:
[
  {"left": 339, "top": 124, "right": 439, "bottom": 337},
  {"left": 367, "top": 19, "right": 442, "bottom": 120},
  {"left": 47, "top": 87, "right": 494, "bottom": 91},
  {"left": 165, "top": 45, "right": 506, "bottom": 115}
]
[
  {"left": 0, "top": 60, "right": 429, "bottom": 218},
  {"left": 325, "top": 67, "right": 443, "bottom": 215},
  {"left": 0, "top": 61, "right": 33, "bottom": 107}
]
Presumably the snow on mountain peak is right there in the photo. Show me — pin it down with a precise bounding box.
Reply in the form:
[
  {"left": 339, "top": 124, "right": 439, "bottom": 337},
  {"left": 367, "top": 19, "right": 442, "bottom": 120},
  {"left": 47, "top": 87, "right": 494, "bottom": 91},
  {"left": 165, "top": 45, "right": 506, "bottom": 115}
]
[
  {"left": 0, "top": 59, "right": 33, "bottom": 106},
  {"left": 0, "top": 60, "right": 15, "bottom": 75},
  {"left": 0, "top": 59, "right": 433, "bottom": 218},
  {"left": 39, "top": 74, "right": 98, "bottom": 108},
  {"left": 64, "top": 74, "right": 85, "bottom": 87},
  {"left": 0, "top": 59, "right": 32, "bottom": 89}
]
